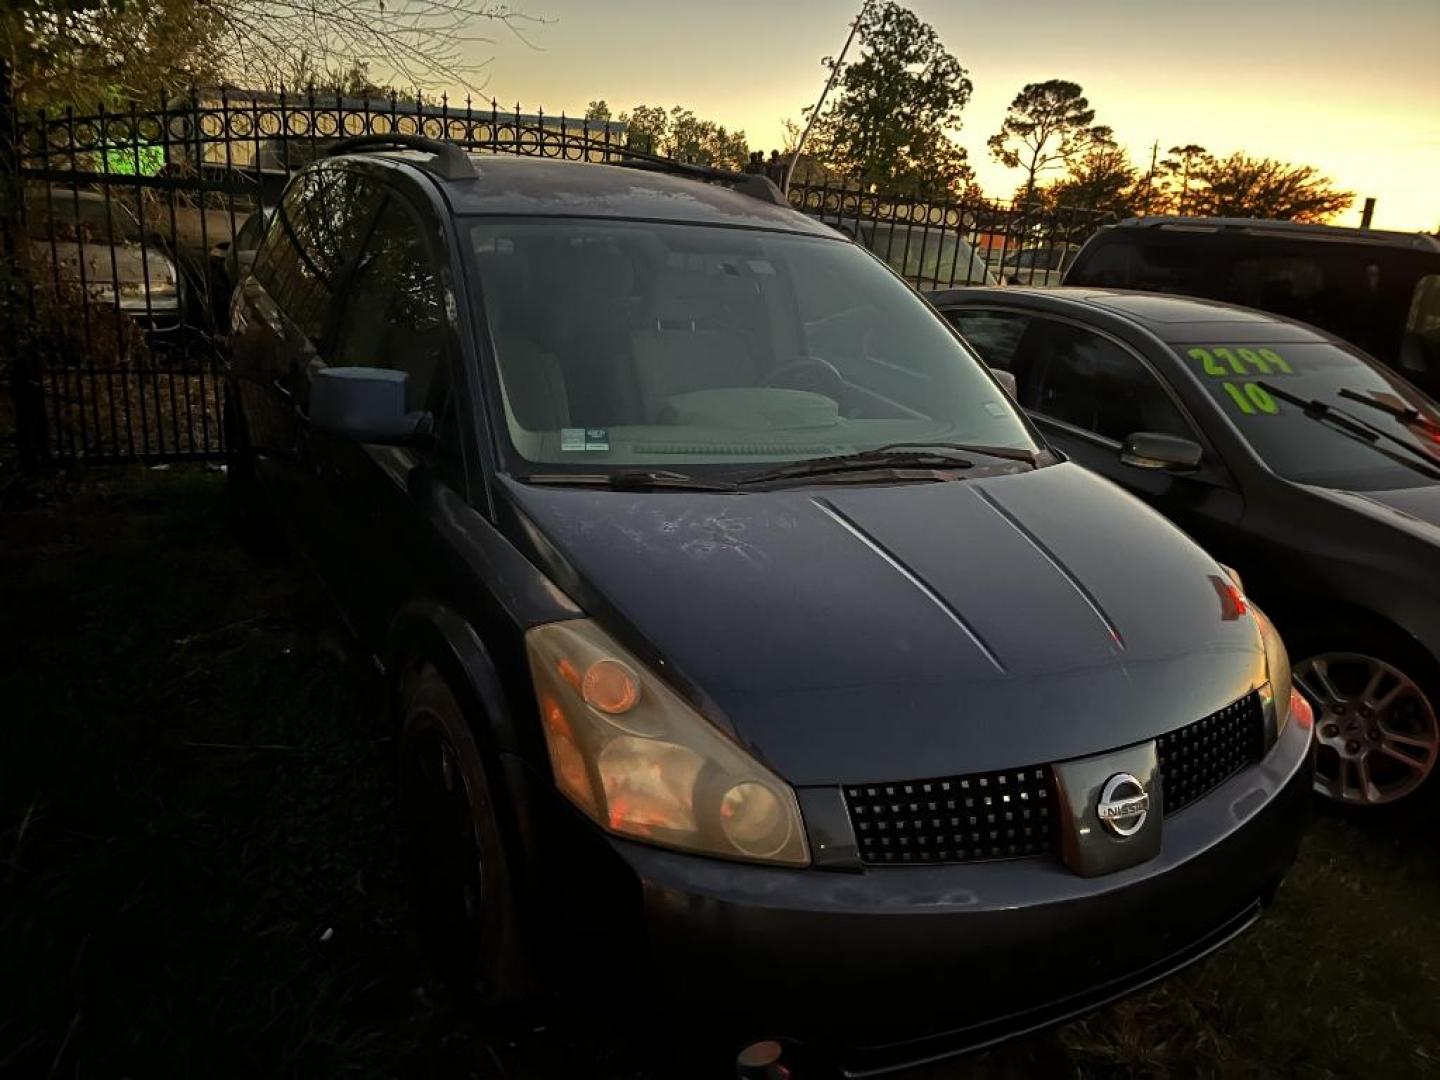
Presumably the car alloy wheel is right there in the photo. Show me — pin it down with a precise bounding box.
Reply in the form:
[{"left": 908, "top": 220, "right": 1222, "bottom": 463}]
[{"left": 1294, "top": 652, "right": 1439, "bottom": 806}]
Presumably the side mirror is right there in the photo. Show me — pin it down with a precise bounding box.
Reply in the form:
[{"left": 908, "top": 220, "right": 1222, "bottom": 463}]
[
  {"left": 310, "top": 367, "right": 427, "bottom": 445},
  {"left": 990, "top": 368, "right": 1019, "bottom": 398},
  {"left": 1120, "top": 431, "right": 1203, "bottom": 472}
]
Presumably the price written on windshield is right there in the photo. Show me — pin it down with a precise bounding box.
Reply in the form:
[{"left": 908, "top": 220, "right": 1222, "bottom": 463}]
[{"left": 1187, "top": 347, "right": 1293, "bottom": 416}]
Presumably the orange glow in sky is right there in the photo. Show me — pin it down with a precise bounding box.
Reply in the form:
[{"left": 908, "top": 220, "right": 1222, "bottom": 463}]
[{"left": 465, "top": 0, "right": 1439, "bottom": 231}]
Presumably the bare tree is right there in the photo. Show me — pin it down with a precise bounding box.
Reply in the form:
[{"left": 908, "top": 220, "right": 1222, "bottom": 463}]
[
  {"left": 3, "top": 0, "right": 547, "bottom": 109},
  {"left": 215, "top": 0, "right": 547, "bottom": 95}
]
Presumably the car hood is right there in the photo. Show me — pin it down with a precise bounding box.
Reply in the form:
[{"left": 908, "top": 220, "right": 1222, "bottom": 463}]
[
  {"left": 502, "top": 464, "right": 1267, "bottom": 786},
  {"left": 1320, "top": 482, "right": 1440, "bottom": 538}
]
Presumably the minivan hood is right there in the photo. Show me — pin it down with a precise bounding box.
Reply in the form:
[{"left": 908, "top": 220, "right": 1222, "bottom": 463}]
[{"left": 503, "top": 464, "right": 1267, "bottom": 786}]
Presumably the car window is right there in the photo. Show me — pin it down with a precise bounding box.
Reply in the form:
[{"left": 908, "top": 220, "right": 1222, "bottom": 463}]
[
  {"left": 253, "top": 166, "right": 382, "bottom": 342},
  {"left": 1016, "top": 317, "right": 1194, "bottom": 443},
  {"left": 859, "top": 222, "right": 994, "bottom": 288},
  {"left": 467, "top": 217, "right": 1038, "bottom": 470},
  {"left": 27, "top": 188, "right": 142, "bottom": 243},
  {"left": 332, "top": 198, "right": 448, "bottom": 414},
  {"left": 1176, "top": 339, "right": 1440, "bottom": 488},
  {"left": 1401, "top": 273, "right": 1440, "bottom": 383},
  {"left": 945, "top": 309, "right": 1030, "bottom": 370}
]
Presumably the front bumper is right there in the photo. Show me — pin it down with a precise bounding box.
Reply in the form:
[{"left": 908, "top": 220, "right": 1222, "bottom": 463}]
[{"left": 535, "top": 707, "right": 1312, "bottom": 1073}]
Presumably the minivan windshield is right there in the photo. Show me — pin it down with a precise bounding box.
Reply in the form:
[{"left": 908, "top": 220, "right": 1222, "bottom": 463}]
[
  {"left": 1176, "top": 340, "right": 1440, "bottom": 488},
  {"left": 468, "top": 218, "right": 1039, "bottom": 473}
]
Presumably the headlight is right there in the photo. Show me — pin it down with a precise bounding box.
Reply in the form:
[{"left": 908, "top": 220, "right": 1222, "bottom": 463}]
[
  {"left": 527, "top": 620, "right": 810, "bottom": 866},
  {"left": 1255, "top": 604, "right": 1296, "bottom": 740},
  {"left": 116, "top": 251, "right": 180, "bottom": 311}
]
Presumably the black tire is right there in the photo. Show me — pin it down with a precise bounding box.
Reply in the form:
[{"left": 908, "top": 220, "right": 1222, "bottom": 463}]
[
  {"left": 398, "top": 665, "right": 533, "bottom": 1005},
  {"left": 223, "top": 396, "right": 281, "bottom": 556},
  {"left": 1287, "top": 621, "right": 1440, "bottom": 811}
]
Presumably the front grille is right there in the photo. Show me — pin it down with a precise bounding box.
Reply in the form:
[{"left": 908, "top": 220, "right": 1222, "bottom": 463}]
[
  {"left": 1157, "top": 691, "right": 1266, "bottom": 814},
  {"left": 844, "top": 767, "right": 1058, "bottom": 866}
]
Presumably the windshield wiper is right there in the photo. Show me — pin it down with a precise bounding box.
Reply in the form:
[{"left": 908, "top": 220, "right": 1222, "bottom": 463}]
[
  {"left": 1256, "top": 381, "right": 1440, "bottom": 480},
  {"left": 1336, "top": 387, "right": 1440, "bottom": 434},
  {"left": 873, "top": 441, "right": 1042, "bottom": 467},
  {"left": 518, "top": 469, "right": 738, "bottom": 492},
  {"left": 736, "top": 448, "right": 979, "bottom": 486}
]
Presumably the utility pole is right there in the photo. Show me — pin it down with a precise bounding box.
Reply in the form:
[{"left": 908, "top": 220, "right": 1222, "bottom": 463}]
[
  {"left": 783, "top": 0, "right": 872, "bottom": 195},
  {"left": 1143, "top": 140, "right": 1159, "bottom": 215}
]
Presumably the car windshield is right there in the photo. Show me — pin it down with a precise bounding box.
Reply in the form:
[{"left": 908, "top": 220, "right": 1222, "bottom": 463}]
[
  {"left": 1176, "top": 340, "right": 1440, "bottom": 488},
  {"left": 468, "top": 218, "right": 1038, "bottom": 474}
]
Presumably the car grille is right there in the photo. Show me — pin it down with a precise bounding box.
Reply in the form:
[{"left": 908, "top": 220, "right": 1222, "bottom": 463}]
[
  {"left": 1157, "top": 690, "right": 1266, "bottom": 814},
  {"left": 845, "top": 766, "right": 1058, "bottom": 866},
  {"left": 843, "top": 691, "right": 1266, "bottom": 867}
]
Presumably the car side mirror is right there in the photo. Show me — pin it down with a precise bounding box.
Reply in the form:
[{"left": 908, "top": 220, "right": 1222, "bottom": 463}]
[
  {"left": 310, "top": 367, "right": 429, "bottom": 445},
  {"left": 1120, "top": 431, "right": 1203, "bottom": 472},
  {"left": 990, "top": 368, "right": 1019, "bottom": 397}
]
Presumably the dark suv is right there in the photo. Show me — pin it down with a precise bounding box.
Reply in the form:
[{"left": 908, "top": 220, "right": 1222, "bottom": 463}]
[
  {"left": 1064, "top": 217, "right": 1440, "bottom": 398},
  {"left": 225, "top": 135, "right": 1312, "bottom": 1073}
]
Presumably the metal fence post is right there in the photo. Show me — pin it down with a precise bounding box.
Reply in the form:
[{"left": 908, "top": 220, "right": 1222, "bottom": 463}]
[{"left": 1, "top": 56, "right": 47, "bottom": 468}]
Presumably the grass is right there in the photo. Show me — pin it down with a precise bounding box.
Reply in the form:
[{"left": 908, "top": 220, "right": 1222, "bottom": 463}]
[{"left": 1, "top": 466, "right": 1437, "bottom": 1079}]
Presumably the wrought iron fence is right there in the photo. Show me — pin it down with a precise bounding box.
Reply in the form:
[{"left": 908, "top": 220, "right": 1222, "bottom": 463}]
[{"left": 6, "top": 87, "right": 1114, "bottom": 463}]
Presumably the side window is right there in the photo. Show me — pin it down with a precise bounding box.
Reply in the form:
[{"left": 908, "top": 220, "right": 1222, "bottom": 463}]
[
  {"left": 1402, "top": 273, "right": 1440, "bottom": 379},
  {"left": 331, "top": 198, "right": 448, "bottom": 414},
  {"left": 253, "top": 167, "right": 382, "bottom": 342},
  {"left": 1017, "top": 318, "right": 1192, "bottom": 443},
  {"left": 945, "top": 309, "right": 1031, "bottom": 370}
]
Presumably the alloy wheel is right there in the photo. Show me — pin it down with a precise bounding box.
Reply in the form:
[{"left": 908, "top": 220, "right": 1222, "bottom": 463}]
[{"left": 1294, "top": 652, "right": 1438, "bottom": 806}]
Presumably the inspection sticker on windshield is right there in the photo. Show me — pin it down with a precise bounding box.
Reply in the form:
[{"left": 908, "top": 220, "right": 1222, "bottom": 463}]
[{"left": 561, "top": 427, "right": 609, "bottom": 451}]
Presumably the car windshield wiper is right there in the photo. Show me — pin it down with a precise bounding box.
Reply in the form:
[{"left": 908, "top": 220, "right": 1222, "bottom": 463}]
[
  {"left": 872, "top": 441, "right": 1042, "bottom": 467},
  {"left": 518, "top": 469, "right": 739, "bottom": 492},
  {"left": 1336, "top": 387, "right": 1440, "bottom": 434},
  {"left": 1256, "top": 381, "right": 1440, "bottom": 481},
  {"left": 736, "top": 448, "right": 981, "bottom": 486}
]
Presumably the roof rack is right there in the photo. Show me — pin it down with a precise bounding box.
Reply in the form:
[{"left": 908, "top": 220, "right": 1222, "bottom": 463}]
[
  {"left": 325, "top": 133, "right": 478, "bottom": 181},
  {"left": 613, "top": 157, "right": 789, "bottom": 207}
]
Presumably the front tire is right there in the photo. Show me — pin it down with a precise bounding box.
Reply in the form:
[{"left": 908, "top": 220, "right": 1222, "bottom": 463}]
[
  {"left": 1291, "top": 628, "right": 1439, "bottom": 808},
  {"left": 223, "top": 395, "right": 280, "bottom": 555},
  {"left": 398, "top": 666, "right": 532, "bottom": 1004}
]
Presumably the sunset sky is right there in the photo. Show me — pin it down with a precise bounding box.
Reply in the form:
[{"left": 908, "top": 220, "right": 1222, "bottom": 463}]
[{"left": 468, "top": 0, "right": 1440, "bottom": 231}]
